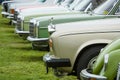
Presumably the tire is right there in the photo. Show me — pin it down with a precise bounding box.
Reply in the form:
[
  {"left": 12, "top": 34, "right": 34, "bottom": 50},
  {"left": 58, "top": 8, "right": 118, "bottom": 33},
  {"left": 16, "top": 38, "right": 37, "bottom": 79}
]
[{"left": 76, "top": 45, "right": 106, "bottom": 79}]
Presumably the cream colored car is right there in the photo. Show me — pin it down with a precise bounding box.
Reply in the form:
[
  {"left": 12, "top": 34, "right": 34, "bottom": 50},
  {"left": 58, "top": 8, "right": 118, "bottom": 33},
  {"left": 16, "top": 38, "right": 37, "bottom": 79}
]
[{"left": 43, "top": 17, "right": 120, "bottom": 79}]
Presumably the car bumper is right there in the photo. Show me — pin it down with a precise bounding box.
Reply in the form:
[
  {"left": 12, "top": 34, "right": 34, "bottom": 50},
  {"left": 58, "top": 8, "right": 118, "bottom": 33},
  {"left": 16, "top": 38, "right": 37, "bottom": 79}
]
[
  {"left": 80, "top": 69, "right": 107, "bottom": 80},
  {"left": 27, "top": 36, "right": 48, "bottom": 42},
  {"left": 43, "top": 53, "right": 71, "bottom": 68},
  {"left": 1, "top": 11, "right": 9, "bottom": 17},
  {"left": 7, "top": 15, "right": 14, "bottom": 19},
  {"left": 27, "top": 36, "right": 49, "bottom": 50},
  {"left": 15, "top": 28, "right": 29, "bottom": 35},
  {"left": 12, "top": 20, "right": 17, "bottom": 24}
]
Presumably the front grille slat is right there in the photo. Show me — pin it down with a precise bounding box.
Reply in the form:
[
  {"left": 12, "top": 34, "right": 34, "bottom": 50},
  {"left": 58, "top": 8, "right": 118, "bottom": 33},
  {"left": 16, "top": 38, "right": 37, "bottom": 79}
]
[
  {"left": 29, "top": 22, "right": 36, "bottom": 38},
  {"left": 14, "top": 11, "right": 18, "bottom": 21},
  {"left": 16, "top": 18, "right": 22, "bottom": 31},
  {"left": 3, "top": 3, "right": 8, "bottom": 12}
]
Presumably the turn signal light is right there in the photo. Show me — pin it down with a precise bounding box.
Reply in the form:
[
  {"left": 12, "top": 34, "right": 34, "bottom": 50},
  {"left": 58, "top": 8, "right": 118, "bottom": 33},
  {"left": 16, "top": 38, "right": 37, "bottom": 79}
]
[
  {"left": 49, "top": 39, "right": 53, "bottom": 48},
  {"left": 10, "top": 9, "right": 15, "bottom": 14}
]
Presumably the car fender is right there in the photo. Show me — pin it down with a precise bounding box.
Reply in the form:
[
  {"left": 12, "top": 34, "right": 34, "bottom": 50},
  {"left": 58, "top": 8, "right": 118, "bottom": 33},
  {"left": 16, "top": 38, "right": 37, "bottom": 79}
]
[{"left": 73, "top": 39, "right": 112, "bottom": 67}]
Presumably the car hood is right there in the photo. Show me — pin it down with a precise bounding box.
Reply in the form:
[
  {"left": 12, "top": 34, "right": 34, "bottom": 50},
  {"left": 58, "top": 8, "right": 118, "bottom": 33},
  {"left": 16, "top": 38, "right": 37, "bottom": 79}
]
[{"left": 52, "top": 17, "right": 120, "bottom": 37}]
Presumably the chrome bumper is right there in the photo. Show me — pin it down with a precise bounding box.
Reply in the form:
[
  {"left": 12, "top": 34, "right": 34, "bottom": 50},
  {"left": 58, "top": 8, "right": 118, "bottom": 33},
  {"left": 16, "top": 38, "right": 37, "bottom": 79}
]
[
  {"left": 43, "top": 53, "right": 71, "bottom": 71},
  {"left": 12, "top": 20, "right": 17, "bottom": 24},
  {"left": 1, "top": 11, "right": 9, "bottom": 16},
  {"left": 15, "top": 28, "right": 29, "bottom": 34},
  {"left": 7, "top": 15, "right": 14, "bottom": 19},
  {"left": 27, "top": 36, "right": 48, "bottom": 42},
  {"left": 80, "top": 69, "right": 107, "bottom": 80}
]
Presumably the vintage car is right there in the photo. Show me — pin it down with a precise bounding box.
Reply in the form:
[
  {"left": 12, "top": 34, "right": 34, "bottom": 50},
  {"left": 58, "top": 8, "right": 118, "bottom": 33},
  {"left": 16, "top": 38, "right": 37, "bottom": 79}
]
[
  {"left": 13, "top": 0, "right": 82, "bottom": 23},
  {"left": 15, "top": 0, "right": 87, "bottom": 39},
  {"left": 27, "top": 0, "right": 119, "bottom": 49},
  {"left": 1, "top": 0, "right": 51, "bottom": 18},
  {"left": 11, "top": 0, "right": 72, "bottom": 21},
  {"left": 12, "top": 0, "right": 76, "bottom": 22},
  {"left": 43, "top": 17, "right": 120, "bottom": 79},
  {"left": 80, "top": 38, "right": 120, "bottom": 80}
]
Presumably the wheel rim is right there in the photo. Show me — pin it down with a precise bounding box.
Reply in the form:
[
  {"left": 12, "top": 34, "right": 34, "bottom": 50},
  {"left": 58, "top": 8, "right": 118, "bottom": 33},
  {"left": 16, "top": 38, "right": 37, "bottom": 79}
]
[{"left": 87, "top": 56, "right": 97, "bottom": 69}]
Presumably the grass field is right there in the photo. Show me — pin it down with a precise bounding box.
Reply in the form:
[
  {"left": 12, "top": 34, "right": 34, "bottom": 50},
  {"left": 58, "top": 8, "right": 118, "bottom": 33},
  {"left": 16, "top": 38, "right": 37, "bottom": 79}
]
[{"left": 0, "top": 6, "right": 77, "bottom": 80}]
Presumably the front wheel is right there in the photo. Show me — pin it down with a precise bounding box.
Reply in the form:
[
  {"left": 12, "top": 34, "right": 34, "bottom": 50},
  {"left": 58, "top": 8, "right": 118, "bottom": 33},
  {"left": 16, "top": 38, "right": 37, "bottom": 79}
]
[{"left": 76, "top": 45, "right": 106, "bottom": 79}]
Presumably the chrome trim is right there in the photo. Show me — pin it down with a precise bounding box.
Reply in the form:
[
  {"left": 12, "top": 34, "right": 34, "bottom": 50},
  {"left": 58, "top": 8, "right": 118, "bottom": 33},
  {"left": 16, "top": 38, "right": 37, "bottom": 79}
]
[
  {"left": 29, "top": 20, "right": 36, "bottom": 38},
  {"left": 43, "top": 53, "right": 58, "bottom": 62},
  {"left": 1, "top": 11, "right": 9, "bottom": 16},
  {"left": 27, "top": 36, "right": 48, "bottom": 42},
  {"left": 80, "top": 69, "right": 107, "bottom": 80},
  {"left": 7, "top": 15, "right": 13, "bottom": 19},
  {"left": 12, "top": 20, "right": 17, "bottom": 24},
  {"left": 15, "top": 28, "right": 29, "bottom": 34},
  {"left": 102, "top": 54, "right": 109, "bottom": 71},
  {"left": 43, "top": 53, "right": 53, "bottom": 61},
  {"left": 48, "top": 23, "right": 56, "bottom": 33}
]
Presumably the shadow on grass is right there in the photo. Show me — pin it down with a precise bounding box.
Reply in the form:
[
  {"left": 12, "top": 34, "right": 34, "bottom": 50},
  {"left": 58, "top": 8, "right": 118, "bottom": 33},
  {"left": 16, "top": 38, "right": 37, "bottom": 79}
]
[
  {"left": 10, "top": 46, "right": 32, "bottom": 51},
  {"left": 20, "top": 55, "right": 43, "bottom": 62}
]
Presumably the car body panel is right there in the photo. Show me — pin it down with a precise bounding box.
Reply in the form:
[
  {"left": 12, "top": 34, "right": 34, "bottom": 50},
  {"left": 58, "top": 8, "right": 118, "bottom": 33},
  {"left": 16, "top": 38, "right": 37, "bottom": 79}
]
[
  {"left": 28, "top": 0, "right": 119, "bottom": 38},
  {"left": 44, "top": 17, "right": 120, "bottom": 73},
  {"left": 93, "top": 38, "right": 120, "bottom": 74},
  {"left": 80, "top": 39, "right": 120, "bottom": 80},
  {"left": 15, "top": 0, "right": 93, "bottom": 36}
]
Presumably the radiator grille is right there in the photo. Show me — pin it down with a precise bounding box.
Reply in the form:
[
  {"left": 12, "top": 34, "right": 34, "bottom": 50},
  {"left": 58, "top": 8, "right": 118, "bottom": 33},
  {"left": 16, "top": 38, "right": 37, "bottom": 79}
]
[
  {"left": 14, "top": 11, "right": 18, "bottom": 21},
  {"left": 29, "top": 22, "right": 36, "bottom": 38},
  {"left": 3, "top": 3, "right": 8, "bottom": 12},
  {"left": 16, "top": 18, "right": 22, "bottom": 31}
]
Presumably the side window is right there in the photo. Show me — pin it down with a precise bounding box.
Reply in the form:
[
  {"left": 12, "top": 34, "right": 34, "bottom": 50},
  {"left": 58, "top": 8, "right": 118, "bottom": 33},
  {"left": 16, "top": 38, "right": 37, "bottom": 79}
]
[{"left": 115, "top": 6, "right": 120, "bottom": 15}]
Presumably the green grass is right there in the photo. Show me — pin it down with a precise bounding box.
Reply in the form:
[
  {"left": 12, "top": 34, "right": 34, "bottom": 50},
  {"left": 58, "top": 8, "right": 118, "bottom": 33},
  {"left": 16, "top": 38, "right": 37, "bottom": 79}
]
[{"left": 0, "top": 6, "right": 77, "bottom": 80}]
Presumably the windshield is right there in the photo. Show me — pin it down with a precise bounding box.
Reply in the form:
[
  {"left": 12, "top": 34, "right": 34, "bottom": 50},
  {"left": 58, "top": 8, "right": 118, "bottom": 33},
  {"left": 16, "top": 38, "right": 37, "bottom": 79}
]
[
  {"left": 93, "top": 0, "right": 118, "bottom": 15},
  {"left": 74, "top": 0, "right": 106, "bottom": 11},
  {"left": 74, "top": 0, "right": 92, "bottom": 11},
  {"left": 54, "top": 0, "right": 64, "bottom": 4},
  {"left": 61, "top": 0, "right": 74, "bottom": 7},
  {"left": 69, "top": 0, "right": 83, "bottom": 10}
]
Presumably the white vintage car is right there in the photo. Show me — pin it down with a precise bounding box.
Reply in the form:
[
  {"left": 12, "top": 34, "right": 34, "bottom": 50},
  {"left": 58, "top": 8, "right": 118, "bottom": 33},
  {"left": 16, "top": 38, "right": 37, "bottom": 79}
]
[
  {"left": 43, "top": 17, "right": 120, "bottom": 79},
  {"left": 12, "top": 0, "right": 77, "bottom": 22},
  {"left": 12, "top": 0, "right": 73, "bottom": 23},
  {"left": 1, "top": 0, "right": 52, "bottom": 17}
]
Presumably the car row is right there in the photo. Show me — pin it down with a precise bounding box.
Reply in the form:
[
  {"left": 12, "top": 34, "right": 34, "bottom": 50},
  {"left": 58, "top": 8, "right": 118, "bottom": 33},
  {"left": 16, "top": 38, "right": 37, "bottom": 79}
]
[{"left": 1, "top": 0, "right": 120, "bottom": 79}]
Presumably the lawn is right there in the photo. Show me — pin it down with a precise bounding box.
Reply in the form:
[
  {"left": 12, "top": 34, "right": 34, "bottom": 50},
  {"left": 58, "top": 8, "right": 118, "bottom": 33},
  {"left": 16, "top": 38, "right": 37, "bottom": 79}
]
[{"left": 0, "top": 6, "right": 77, "bottom": 80}]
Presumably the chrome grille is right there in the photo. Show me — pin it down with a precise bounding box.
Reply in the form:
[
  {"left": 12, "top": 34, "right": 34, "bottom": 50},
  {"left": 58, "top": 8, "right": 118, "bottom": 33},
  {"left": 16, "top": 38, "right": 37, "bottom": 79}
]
[
  {"left": 3, "top": 3, "right": 8, "bottom": 12},
  {"left": 29, "top": 22, "right": 36, "bottom": 38},
  {"left": 14, "top": 11, "right": 18, "bottom": 21},
  {"left": 16, "top": 18, "right": 22, "bottom": 31}
]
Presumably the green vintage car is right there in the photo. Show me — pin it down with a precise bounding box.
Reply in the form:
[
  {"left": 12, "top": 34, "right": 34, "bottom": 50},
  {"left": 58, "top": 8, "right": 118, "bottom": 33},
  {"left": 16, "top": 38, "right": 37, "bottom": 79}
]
[
  {"left": 80, "top": 38, "right": 120, "bottom": 80},
  {"left": 27, "top": 0, "right": 120, "bottom": 49}
]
